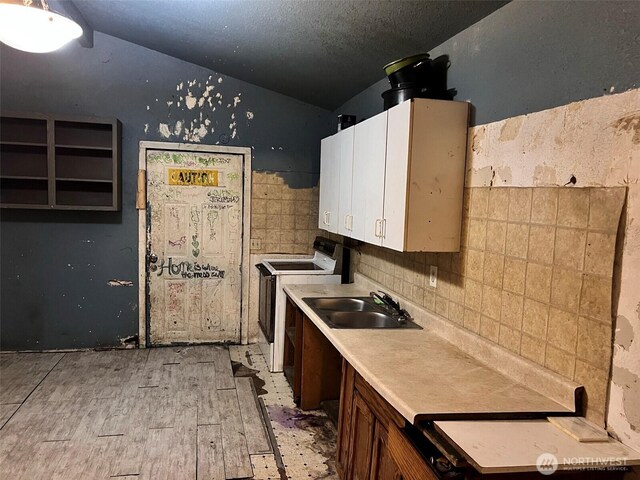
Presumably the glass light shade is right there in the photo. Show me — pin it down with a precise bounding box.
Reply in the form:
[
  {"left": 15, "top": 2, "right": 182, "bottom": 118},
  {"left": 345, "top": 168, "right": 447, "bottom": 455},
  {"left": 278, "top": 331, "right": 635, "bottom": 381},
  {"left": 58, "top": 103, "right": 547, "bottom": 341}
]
[{"left": 0, "top": 3, "right": 82, "bottom": 53}]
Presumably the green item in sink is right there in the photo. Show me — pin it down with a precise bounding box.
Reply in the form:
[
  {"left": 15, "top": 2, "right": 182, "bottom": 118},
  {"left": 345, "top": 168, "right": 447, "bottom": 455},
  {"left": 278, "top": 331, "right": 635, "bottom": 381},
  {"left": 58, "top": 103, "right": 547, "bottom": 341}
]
[{"left": 372, "top": 297, "right": 385, "bottom": 305}]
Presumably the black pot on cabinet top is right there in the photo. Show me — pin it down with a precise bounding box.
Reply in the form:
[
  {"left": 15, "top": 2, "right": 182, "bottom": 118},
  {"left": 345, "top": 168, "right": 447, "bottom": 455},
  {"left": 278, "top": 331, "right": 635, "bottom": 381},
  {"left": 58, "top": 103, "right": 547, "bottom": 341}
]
[
  {"left": 381, "top": 85, "right": 455, "bottom": 111},
  {"left": 384, "top": 53, "right": 432, "bottom": 88}
]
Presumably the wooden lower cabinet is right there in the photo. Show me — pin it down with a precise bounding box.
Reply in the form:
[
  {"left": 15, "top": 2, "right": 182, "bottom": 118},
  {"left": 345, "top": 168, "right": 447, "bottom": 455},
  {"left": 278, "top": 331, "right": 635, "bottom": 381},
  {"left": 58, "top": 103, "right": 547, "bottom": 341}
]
[
  {"left": 348, "top": 392, "right": 377, "bottom": 480},
  {"left": 337, "top": 360, "right": 435, "bottom": 480},
  {"left": 336, "top": 358, "right": 356, "bottom": 478},
  {"left": 370, "top": 422, "right": 403, "bottom": 480},
  {"left": 335, "top": 358, "right": 628, "bottom": 480},
  {"left": 285, "top": 295, "right": 343, "bottom": 410}
]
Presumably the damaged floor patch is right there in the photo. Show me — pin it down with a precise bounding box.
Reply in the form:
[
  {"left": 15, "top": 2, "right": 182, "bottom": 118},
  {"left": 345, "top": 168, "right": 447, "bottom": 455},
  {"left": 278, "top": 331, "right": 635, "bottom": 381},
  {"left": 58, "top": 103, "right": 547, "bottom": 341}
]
[{"left": 230, "top": 344, "right": 338, "bottom": 479}]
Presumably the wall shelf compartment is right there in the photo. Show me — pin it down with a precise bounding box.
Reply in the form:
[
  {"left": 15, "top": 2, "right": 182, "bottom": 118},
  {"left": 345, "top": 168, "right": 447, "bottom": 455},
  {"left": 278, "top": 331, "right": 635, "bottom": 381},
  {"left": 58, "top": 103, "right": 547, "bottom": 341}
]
[{"left": 0, "top": 112, "right": 121, "bottom": 211}]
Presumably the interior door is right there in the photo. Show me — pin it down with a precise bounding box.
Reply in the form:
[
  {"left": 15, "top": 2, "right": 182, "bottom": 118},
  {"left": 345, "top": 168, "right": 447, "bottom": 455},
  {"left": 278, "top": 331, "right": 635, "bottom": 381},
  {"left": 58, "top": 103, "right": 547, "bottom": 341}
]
[
  {"left": 351, "top": 111, "right": 388, "bottom": 244},
  {"left": 146, "top": 149, "right": 244, "bottom": 345}
]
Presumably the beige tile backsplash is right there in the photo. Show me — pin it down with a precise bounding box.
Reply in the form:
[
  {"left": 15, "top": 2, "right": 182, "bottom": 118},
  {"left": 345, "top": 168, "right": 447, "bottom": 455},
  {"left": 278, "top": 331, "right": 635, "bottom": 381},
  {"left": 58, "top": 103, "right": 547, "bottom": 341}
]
[
  {"left": 250, "top": 172, "right": 321, "bottom": 255},
  {"left": 355, "top": 187, "right": 626, "bottom": 424}
]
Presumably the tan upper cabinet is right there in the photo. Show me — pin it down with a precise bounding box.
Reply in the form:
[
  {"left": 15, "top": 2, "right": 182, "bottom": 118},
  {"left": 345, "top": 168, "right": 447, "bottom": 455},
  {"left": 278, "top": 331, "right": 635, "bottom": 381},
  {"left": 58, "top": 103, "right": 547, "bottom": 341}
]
[
  {"left": 319, "top": 98, "right": 469, "bottom": 252},
  {"left": 383, "top": 98, "right": 469, "bottom": 252}
]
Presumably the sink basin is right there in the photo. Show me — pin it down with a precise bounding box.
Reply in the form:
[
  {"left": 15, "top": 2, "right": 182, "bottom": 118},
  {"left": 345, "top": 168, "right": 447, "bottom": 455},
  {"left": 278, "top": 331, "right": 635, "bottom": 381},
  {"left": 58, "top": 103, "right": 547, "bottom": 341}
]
[
  {"left": 303, "top": 297, "right": 377, "bottom": 312},
  {"left": 302, "top": 296, "right": 422, "bottom": 330},
  {"left": 325, "top": 311, "right": 405, "bottom": 329}
]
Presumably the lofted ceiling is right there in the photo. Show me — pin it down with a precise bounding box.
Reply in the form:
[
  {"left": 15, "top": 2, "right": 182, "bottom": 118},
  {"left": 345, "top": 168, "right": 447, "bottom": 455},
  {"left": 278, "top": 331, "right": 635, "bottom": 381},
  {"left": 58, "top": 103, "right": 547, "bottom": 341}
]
[{"left": 71, "top": 0, "right": 508, "bottom": 110}]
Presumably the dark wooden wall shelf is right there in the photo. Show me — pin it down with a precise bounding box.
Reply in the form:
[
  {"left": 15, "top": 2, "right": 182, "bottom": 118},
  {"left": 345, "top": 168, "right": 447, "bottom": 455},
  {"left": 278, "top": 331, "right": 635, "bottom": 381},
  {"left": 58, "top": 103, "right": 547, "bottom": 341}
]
[{"left": 0, "top": 112, "right": 122, "bottom": 211}]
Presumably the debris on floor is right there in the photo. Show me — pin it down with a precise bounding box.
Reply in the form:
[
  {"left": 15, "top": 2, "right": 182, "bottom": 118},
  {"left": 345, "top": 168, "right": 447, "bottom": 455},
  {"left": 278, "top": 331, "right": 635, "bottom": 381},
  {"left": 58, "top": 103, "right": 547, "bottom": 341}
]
[{"left": 230, "top": 345, "right": 339, "bottom": 480}]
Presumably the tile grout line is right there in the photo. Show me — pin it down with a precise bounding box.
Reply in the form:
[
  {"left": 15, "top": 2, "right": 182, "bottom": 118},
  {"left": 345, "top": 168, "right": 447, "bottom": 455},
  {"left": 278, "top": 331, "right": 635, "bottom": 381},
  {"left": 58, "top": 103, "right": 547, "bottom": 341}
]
[{"left": 0, "top": 352, "right": 67, "bottom": 430}]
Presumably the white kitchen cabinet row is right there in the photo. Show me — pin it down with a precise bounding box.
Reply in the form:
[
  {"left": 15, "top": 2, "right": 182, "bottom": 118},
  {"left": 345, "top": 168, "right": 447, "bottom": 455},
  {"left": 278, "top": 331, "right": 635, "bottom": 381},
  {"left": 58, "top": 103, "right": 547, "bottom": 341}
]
[{"left": 318, "top": 98, "right": 469, "bottom": 252}]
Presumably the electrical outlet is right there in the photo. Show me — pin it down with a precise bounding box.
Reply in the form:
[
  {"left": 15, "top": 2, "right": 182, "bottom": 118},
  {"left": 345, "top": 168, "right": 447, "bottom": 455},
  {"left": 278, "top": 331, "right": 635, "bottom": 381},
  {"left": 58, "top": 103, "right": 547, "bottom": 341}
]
[
  {"left": 429, "top": 265, "right": 438, "bottom": 288},
  {"left": 250, "top": 238, "right": 262, "bottom": 250}
]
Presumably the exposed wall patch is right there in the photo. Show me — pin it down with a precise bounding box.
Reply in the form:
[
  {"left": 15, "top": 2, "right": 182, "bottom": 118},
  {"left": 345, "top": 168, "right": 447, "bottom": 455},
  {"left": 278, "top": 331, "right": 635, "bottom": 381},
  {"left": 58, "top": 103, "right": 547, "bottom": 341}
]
[
  {"left": 119, "top": 335, "right": 139, "bottom": 348},
  {"left": 612, "top": 366, "right": 640, "bottom": 432},
  {"left": 185, "top": 92, "right": 197, "bottom": 110},
  {"left": 108, "top": 280, "right": 134, "bottom": 287},
  {"left": 154, "top": 76, "right": 244, "bottom": 145},
  {"left": 159, "top": 123, "right": 171, "bottom": 138},
  {"left": 616, "top": 315, "right": 635, "bottom": 351},
  {"left": 499, "top": 116, "right": 523, "bottom": 141}
]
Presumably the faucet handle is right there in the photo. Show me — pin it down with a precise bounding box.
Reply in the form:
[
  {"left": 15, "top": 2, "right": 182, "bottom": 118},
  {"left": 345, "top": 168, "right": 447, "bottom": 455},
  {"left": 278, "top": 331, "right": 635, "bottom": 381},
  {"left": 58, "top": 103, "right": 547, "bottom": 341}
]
[{"left": 397, "top": 308, "right": 412, "bottom": 323}]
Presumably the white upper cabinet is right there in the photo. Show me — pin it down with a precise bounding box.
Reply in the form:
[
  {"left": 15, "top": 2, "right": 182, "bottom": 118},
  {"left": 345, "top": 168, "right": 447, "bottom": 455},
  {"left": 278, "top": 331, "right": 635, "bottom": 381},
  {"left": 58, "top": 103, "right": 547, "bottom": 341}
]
[
  {"left": 318, "top": 134, "right": 339, "bottom": 232},
  {"left": 318, "top": 98, "right": 469, "bottom": 251},
  {"left": 336, "top": 128, "right": 355, "bottom": 236},
  {"left": 351, "top": 111, "right": 388, "bottom": 244},
  {"left": 381, "top": 100, "right": 411, "bottom": 251}
]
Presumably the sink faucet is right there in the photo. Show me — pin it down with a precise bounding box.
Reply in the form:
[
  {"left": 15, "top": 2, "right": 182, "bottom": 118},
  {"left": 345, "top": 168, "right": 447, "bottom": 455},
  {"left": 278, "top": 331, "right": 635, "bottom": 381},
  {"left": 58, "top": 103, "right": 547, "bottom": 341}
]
[{"left": 370, "top": 291, "right": 412, "bottom": 323}]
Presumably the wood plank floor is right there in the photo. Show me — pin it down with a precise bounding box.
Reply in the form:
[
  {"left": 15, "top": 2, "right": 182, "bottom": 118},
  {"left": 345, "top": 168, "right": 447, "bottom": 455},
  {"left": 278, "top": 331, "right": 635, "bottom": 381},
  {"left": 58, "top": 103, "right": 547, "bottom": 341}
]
[{"left": 0, "top": 346, "right": 271, "bottom": 479}]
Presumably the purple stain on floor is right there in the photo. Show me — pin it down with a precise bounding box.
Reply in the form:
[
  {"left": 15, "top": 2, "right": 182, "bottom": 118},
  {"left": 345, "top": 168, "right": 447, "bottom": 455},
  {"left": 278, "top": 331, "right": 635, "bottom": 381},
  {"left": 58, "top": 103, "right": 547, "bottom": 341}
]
[
  {"left": 267, "top": 405, "right": 310, "bottom": 429},
  {"left": 266, "top": 405, "right": 338, "bottom": 477}
]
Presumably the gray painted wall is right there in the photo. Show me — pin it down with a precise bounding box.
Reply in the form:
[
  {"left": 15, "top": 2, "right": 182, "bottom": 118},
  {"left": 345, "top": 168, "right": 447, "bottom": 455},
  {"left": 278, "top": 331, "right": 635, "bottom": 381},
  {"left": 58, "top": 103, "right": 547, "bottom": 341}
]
[
  {"left": 0, "top": 32, "right": 329, "bottom": 350},
  {"left": 333, "top": 1, "right": 640, "bottom": 125}
]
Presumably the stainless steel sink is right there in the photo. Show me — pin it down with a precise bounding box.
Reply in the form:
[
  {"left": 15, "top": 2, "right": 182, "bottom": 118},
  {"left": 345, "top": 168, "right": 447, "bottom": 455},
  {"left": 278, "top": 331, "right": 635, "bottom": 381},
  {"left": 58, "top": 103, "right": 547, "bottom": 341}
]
[
  {"left": 302, "top": 296, "right": 422, "bottom": 330},
  {"left": 303, "top": 297, "right": 377, "bottom": 312},
  {"left": 324, "top": 311, "right": 406, "bottom": 329}
]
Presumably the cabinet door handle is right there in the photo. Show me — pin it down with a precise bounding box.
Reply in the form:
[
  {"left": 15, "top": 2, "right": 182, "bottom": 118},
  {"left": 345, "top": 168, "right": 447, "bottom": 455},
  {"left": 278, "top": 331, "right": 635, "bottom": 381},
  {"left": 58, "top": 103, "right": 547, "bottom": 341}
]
[
  {"left": 323, "top": 211, "right": 328, "bottom": 225},
  {"left": 326, "top": 211, "right": 331, "bottom": 225},
  {"left": 382, "top": 219, "right": 387, "bottom": 239},
  {"left": 375, "top": 219, "right": 382, "bottom": 237},
  {"left": 344, "top": 215, "right": 349, "bottom": 230},
  {"left": 348, "top": 214, "right": 353, "bottom": 231}
]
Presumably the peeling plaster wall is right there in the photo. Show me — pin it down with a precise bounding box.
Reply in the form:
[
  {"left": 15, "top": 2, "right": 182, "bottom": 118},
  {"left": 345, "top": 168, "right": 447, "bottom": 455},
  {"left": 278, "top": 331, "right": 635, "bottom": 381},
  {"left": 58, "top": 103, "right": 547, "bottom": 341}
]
[
  {"left": 466, "top": 90, "right": 640, "bottom": 448},
  {"left": 352, "top": 90, "right": 639, "bottom": 448},
  {"left": 0, "top": 32, "right": 329, "bottom": 350},
  {"left": 333, "top": 0, "right": 640, "bottom": 126}
]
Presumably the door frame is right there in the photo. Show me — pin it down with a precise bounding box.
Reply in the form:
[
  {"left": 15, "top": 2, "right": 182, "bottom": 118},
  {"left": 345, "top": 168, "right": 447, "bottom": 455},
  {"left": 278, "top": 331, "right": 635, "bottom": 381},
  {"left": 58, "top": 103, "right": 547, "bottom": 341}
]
[{"left": 137, "top": 141, "right": 252, "bottom": 347}]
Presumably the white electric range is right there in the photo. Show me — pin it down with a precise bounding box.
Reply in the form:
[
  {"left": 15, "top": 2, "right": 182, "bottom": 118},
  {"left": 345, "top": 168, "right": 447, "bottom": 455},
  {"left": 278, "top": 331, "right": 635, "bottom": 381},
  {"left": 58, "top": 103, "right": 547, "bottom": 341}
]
[{"left": 256, "top": 237, "right": 348, "bottom": 372}]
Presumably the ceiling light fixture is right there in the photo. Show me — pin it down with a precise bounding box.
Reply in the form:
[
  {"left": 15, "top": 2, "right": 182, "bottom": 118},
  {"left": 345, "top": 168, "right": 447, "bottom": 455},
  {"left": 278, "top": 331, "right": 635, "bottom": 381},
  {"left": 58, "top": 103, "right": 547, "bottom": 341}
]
[{"left": 0, "top": 0, "right": 82, "bottom": 53}]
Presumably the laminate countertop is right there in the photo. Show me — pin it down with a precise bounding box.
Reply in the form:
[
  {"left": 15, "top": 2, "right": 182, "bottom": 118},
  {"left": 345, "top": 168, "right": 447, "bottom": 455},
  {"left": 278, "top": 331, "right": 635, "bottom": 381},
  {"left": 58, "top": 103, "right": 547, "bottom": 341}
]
[{"left": 284, "top": 283, "right": 575, "bottom": 424}]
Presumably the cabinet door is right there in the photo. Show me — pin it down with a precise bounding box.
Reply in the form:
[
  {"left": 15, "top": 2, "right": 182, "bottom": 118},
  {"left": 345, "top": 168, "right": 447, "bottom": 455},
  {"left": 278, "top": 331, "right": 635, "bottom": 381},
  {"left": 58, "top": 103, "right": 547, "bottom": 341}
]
[
  {"left": 337, "top": 127, "right": 355, "bottom": 236},
  {"left": 318, "top": 134, "right": 339, "bottom": 232},
  {"left": 347, "top": 391, "right": 376, "bottom": 480},
  {"left": 352, "top": 111, "right": 388, "bottom": 244},
  {"left": 382, "top": 100, "right": 411, "bottom": 252},
  {"left": 370, "top": 422, "right": 403, "bottom": 480},
  {"left": 336, "top": 361, "right": 356, "bottom": 478},
  {"left": 387, "top": 422, "right": 438, "bottom": 480}
]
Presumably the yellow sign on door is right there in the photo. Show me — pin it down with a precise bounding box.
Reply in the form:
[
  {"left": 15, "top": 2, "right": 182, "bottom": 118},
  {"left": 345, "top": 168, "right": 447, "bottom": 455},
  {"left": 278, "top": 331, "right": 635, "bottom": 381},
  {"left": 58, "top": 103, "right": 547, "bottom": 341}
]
[{"left": 168, "top": 168, "right": 219, "bottom": 186}]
